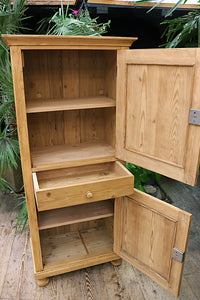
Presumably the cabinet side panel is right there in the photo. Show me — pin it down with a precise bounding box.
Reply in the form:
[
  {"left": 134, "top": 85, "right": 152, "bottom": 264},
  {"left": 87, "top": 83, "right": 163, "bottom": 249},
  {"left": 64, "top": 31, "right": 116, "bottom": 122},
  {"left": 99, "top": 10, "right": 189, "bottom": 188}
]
[
  {"left": 104, "top": 107, "right": 116, "bottom": 148},
  {"left": 104, "top": 51, "right": 116, "bottom": 148},
  {"left": 10, "top": 47, "right": 43, "bottom": 271}
]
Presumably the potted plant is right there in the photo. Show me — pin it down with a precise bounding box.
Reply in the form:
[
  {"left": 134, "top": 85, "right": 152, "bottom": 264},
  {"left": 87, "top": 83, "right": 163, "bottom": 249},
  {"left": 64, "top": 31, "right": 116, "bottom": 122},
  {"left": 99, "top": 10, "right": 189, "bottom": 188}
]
[
  {"left": 0, "top": 0, "right": 28, "bottom": 228},
  {"left": 38, "top": 0, "right": 110, "bottom": 36}
]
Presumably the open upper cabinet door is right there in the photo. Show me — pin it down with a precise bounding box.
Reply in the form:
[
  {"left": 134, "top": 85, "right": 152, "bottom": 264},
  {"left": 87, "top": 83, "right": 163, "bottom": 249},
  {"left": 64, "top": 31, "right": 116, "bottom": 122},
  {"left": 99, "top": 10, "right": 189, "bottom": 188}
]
[
  {"left": 114, "top": 190, "right": 192, "bottom": 297},
  {"left": 116, "top": 49, "right": 200, "bottom": 185}
]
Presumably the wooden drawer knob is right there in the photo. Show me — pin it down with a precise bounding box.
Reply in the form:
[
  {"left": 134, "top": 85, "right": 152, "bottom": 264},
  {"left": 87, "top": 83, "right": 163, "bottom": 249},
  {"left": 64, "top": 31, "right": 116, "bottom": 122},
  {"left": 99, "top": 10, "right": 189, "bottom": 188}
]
[{"left": 86, "top": 191, "right": 93, "bottom": 198}]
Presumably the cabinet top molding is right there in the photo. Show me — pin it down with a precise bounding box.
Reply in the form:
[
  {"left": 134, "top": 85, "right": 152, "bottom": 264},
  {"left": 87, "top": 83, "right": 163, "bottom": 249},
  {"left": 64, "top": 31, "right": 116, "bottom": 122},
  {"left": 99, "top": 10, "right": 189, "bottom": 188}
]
[{"left": 2, "top": 34, "right": 137, "bottom": 49}]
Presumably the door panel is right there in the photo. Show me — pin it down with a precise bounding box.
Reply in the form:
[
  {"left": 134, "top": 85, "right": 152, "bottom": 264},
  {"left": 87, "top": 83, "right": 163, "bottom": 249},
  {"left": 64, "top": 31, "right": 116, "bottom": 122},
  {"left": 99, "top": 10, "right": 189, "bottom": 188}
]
[
  {"left": 114, "top": 190, "right": 192, "bottom": 297},
  {"left": 116, "top": 49, "right": 200, "bottom": 185}
]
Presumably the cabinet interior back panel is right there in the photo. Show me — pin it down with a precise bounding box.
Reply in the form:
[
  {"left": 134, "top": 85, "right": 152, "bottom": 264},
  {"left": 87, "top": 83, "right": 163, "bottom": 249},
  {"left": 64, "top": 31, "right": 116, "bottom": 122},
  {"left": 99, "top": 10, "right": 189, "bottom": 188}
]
[
  {"left": 27, "top": 108, "right": 115, "bottom": 148},
  {"left": 23, "top": 50, "right": 116, "bottom": 100},
  {"left": 125, "top": 64, "right": 194, "bottom": 167}
]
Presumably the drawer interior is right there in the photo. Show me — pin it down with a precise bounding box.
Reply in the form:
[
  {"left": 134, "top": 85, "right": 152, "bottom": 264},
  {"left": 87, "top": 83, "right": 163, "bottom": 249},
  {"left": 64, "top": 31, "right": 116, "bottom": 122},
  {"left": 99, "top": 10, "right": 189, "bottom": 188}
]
[{"left": 33, "top": 161, "right": 132, "bottom": 190}]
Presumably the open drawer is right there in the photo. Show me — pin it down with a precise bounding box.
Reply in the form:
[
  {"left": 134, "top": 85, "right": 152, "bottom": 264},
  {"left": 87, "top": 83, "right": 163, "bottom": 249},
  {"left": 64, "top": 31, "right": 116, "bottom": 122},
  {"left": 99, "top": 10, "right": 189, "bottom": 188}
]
[{"left": 32, "top": 161, "right": 134, "bottom": 211}]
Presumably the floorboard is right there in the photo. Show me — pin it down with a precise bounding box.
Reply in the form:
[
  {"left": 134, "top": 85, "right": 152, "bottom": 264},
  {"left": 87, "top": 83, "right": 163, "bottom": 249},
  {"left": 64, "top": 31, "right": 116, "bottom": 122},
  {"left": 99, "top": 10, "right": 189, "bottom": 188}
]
[{"left": 0, "top": 175, "right": 200, "bottom": 300}]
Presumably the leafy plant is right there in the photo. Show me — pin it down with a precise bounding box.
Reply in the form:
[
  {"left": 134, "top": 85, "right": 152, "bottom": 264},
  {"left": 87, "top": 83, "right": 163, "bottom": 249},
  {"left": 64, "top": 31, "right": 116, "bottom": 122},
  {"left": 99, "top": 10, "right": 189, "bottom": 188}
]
[
  {"left": 135, "top": 0, "right": 189, "bottom": 17},
  {"left": 0, "top": 176, "right": 9, "bottom": 193},
  {"left": 136, "top": 0, "right": 200, "bottom": 48},
  {"left": 0, "top": 0, "right": 29, "bottom": 61},
  {"left": 0, "top": 0, "right": 28, "bottom": 232},
  {"left": 0, "top": 0, "right": 28, "bottom": 33},
  {"left": 0, "top": 0, "right": 28, "bottom": 169},
  {"left": 15, "top": 195, "right": 28, "bottom": 233},
  {"left": 0, "top": 128, "right": 19, "bottom": 173},
  {"left": 161, "top": 10, "right": 200, "bottom": 48},
  {"left": 0, "top": 176, "right": 10, "bottom": 207},
  {"left": 38, "top": 0, "right": 110, "bottom": 36},
  {"left": 126, "top": 163, "right": 161, "bottom": 192},
  {"left": 0, "top": 57, "right": 19, "bottom": 173}
]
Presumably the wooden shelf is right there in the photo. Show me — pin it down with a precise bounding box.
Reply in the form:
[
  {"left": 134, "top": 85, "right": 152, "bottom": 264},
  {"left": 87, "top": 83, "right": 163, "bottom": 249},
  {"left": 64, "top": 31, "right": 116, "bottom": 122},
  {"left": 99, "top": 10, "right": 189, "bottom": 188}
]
[
  {"left": 38, "top": 200, "right": 114, "bottom": 230},
  {"left": 26, "top": 97, "right": 116, "bottom": 113},
  {"left": 31, "top": 141, "right": 115, "bottom": 172},
  {"left": 41, "top": 225, "right": 114, "bottom": 266}
]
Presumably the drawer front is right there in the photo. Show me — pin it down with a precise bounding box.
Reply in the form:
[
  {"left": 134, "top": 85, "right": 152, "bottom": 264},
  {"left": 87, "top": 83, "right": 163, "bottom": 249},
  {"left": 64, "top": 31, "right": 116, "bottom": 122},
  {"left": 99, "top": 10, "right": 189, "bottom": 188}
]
[{"left": 33, "top": 162, "right": 134, "bottom": 211}]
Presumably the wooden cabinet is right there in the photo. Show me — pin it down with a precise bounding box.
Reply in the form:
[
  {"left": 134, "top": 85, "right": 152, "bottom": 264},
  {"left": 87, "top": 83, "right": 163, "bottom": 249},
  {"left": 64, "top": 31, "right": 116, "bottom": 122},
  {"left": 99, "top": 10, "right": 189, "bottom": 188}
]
[{"left": 3, "top": 35, "right": 200, "bottom": 297}]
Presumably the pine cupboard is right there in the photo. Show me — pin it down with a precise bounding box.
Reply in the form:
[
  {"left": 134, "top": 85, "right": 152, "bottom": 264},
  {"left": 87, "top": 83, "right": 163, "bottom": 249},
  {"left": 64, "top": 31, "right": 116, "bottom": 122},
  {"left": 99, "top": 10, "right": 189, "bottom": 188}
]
[{"left": 3, "top": 34, "right": 200, "bottom": 297}]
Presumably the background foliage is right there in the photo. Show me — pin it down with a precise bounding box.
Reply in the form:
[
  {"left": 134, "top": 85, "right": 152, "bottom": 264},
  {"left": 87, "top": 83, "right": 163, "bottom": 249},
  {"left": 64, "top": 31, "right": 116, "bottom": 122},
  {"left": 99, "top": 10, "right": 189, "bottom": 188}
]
[
  {"left": 140, "top": 0, "right": 200, "bottom": 47},
  {"left": 38, "top": 0, "right": 110, "bottom": 36},
  {"left": 0, "top": 0, "right": 28, "bottom": 229},
  {"left": 126, "top": 163, "right": 161, "bottom": 192}
]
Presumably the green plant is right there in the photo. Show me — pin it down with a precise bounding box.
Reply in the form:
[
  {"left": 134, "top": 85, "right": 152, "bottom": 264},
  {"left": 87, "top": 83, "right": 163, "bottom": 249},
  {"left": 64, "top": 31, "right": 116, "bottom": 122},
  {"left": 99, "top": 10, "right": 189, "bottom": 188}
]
[
  {"left": 0, "top": 0, "right": 28, "bottom": 171},
  {"left": 136, "top": 0, "right": 189, "bottom": 17},
  {"left": 126, "top": 163, "right": 161, "bottom": 192},
  {"left": 0, "top": 0, "right": 28, "bottom": 59},
  {"left": 161, "top": 10, "right": 200, "bottom": 48},
  {"left": 137, "top": 0, "right": 200, "bottom": 48},
  {"left": 38, "top": 0, "right": 110, "bottom": 36},
  {"left": 0, "top": 176, "right": 9, "bottom": 193},
  {"left": 15, "top": 195, "right": 28, "bottom": 233},
  {"left": 0, "top": 60, "right": 19, "bottom": 173},
  {"left": 0, "top": 0, "right": 28, "bottom": 231}
]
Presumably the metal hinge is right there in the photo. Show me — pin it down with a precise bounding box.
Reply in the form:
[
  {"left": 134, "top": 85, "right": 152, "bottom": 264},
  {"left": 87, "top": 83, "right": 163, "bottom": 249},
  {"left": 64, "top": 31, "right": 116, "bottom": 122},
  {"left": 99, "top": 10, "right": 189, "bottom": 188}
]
[
  {"left": 189, "top": 109, "right": 200, "bottom": 125},
  {"left": 172, "top": 248, "right": 185, "bottom": 263}
]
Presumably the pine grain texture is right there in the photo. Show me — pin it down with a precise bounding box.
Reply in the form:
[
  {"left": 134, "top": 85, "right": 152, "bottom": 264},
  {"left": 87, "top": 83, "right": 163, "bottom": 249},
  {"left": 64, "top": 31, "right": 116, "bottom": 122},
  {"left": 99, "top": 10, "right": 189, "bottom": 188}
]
[
  {"left": 26, "top": 97, "right": 116, "bottom": 113},
  {"left": 2, "top": 35, "right": 136, "bottom": 48},
  {"left": 31, "top": 142, "right": 116, "bottom": 172},
  {"left": 116, "top": 48, "right": 200, "bottom": 186},
  {"left": 1, "top": 187, "right": 200, "bottom": 300},
  {"left": 38, "top": 200, "right": 114, "bottom": 230}
]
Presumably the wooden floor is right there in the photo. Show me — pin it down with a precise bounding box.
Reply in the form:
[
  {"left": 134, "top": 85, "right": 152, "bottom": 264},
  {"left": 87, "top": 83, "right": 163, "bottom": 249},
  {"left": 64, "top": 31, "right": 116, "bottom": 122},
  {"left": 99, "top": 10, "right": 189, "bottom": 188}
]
[{"left": 0, "top": 176, "right": 200, "bottom": 300}]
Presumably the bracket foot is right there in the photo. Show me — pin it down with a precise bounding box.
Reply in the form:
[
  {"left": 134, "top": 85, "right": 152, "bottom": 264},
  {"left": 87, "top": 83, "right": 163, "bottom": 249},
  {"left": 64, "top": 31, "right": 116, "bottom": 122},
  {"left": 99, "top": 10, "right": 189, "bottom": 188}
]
[
  {"left": 36, "top": 277, "right": 50, "bottom": 287},
  {"left": 111, "top": 259, "right": 122, "bottom": 267}
]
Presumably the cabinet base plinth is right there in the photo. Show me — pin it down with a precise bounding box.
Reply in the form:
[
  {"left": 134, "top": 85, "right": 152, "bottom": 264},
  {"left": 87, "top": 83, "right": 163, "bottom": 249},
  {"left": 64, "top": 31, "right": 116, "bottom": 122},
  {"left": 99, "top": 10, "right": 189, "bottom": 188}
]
[
  {"left": 111, "top": 258, "right": 122, "bottom": 266},
  {"left": 36, "top": 277, "right": 50, "bottom": 287}
]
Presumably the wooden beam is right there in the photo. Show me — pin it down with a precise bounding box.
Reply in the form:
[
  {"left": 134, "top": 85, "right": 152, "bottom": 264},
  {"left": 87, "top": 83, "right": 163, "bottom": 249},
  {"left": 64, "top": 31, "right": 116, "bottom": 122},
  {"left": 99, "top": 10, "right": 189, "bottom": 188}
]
[{"left": 88, "top": 0, "right": 200, "bottom": 9}]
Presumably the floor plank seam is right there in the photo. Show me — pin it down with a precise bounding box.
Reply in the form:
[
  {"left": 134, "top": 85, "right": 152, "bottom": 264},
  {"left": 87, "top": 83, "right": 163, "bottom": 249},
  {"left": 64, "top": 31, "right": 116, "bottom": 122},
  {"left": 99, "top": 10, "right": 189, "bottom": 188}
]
[
  {"left": 15, "top": 230, "right": 30, "bottom": 300},
  {"left": 100, "top": 264, "right": 112, "bottom": 300},
  {"left": 133, "top": 267, "right": 153, "bottom": 300},
  {"left": 85, "top": 268, "right": 94, "bottom": 300},
  {"left": 0, "top": 228, "right": 16, "bottom": 299},
  {"left": 112, "top": 264, "right": 126, "bottom": 299}
]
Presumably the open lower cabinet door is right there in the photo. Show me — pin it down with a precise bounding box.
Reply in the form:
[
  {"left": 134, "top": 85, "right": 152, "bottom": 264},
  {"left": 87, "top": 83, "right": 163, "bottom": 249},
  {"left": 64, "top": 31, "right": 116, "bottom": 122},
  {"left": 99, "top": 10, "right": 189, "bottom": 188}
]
[
  {"left": 114, "top": 190, "right": 192, "bottom": 297},
  {"left": 116, "top": 48, "right": 200, "bottom": 186}
]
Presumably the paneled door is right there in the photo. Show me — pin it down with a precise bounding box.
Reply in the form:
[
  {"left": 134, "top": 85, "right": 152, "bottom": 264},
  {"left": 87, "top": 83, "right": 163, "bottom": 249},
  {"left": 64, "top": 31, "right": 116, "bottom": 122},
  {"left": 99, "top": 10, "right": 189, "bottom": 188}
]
[
  {"left": 116, "top": 48, "right": 200, "bottom": 185},
  {"left": 114, "top": 189, "right": 191, "bottom": 297}
]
